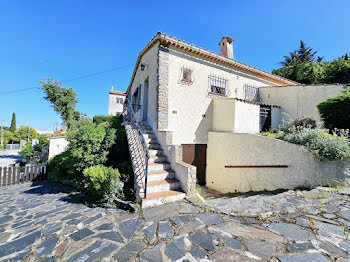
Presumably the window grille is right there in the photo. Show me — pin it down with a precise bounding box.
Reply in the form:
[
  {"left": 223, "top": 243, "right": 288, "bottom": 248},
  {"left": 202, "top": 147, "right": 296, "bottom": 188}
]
[
  {"left": 244, "top": 84, "right": 260, "bottom": 102},
  {"left": 208, "top": 75, "right": 228, "bottom": 96},
  {"left": 132, "top": 85, "right": 142, "bottom": 112}
]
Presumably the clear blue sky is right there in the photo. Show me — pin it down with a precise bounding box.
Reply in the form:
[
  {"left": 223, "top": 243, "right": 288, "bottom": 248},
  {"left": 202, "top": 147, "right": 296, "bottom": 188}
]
[{"left": 1, "top": 0, "right": 349, "bottom": 130}]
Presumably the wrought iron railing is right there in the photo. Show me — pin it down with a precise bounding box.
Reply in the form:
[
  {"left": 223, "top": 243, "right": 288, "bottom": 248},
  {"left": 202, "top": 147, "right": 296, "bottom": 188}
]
[
  {"left": 122, "top": 98, "right": 149, "bottom": 199},
  {"left": 244, "top": 84, "right": 261, "bottom": 102}
]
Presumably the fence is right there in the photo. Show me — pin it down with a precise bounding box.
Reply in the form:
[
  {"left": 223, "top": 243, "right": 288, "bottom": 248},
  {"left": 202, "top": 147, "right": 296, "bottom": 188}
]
[
  {"left": 6, "top": 144, "right": 20, "bottom": 150},
  {"left": 0, "top": 165, "right": 47, "bottom": 187}
]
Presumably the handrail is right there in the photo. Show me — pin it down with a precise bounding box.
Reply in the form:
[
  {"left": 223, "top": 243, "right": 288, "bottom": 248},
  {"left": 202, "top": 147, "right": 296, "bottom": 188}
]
[{"left": 122, "top": 98, "right": 150, "bottom": 199}]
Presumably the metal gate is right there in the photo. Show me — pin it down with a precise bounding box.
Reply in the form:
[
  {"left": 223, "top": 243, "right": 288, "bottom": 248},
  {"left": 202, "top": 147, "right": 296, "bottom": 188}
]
[{"left": 260, "top": 105, "right": 271, "bottom": 131}]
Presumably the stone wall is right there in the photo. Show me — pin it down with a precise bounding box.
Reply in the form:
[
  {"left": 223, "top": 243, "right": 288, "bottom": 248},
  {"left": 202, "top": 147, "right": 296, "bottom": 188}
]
[{"left": 157, "top": 44, "right": 169, "bottom": 131}]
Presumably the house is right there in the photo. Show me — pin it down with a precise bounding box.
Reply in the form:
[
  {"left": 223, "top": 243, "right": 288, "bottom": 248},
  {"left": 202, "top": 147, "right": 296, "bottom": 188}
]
[
  {"left": 122, "top": 32, "right": 347, "bottom": 207},
  {"left": 108, "top": 87, "right": 126, "bottom": 115}
]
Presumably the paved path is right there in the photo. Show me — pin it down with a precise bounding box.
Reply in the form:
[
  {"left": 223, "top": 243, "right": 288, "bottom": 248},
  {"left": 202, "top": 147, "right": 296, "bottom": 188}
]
[
  {"left": 0, "top": 149, "right": 23, "bottom": 166},
  {"left": 1, "top": 182, "right": 350, "bottom": 261}
]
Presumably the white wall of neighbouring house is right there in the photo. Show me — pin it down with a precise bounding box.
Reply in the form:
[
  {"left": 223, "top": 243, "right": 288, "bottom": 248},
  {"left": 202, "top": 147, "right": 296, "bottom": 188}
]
[
  {"left": 206, "top": 132, "right": 350, "bottom": 193},
  {"left": 166, "top": 47, "right": 279, "bottom": 146},
  {"left": 48, "top": 136, "right": 69, "bottom": 159},
  {"left": 128, "top": 43, "right": 160, "bottom": 131},
  {"left": 260, "top": 84, "right": 347, "bottom": 125},
  {"left": 108, "top": 94, "right": 125, "bottom": 115}
]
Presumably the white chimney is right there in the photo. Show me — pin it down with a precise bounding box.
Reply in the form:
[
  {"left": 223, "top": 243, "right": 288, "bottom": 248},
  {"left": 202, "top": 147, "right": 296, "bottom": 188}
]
[{"left": 219, "top": 37, "right": 235, "bottom": 60}]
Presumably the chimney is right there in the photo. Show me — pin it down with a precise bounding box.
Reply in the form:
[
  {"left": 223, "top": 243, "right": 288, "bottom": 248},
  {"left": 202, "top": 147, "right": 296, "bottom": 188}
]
[{"left": 219, "top": 37, "right": 235, "bottom": 59}]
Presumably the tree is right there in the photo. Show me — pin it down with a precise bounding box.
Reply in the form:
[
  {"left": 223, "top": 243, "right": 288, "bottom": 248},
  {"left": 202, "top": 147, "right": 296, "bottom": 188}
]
[
  {"left": 40, "top": 78, "right": 80, "bottom": 130},
  {"left": 10, "top": 113, "right": 16, "bottom": 132},
  {"left": 14, "top": 126, "right": 38, "bottom": 142},
  {"left": 279, "top": 41, "right": 317, "bottom": 67}
]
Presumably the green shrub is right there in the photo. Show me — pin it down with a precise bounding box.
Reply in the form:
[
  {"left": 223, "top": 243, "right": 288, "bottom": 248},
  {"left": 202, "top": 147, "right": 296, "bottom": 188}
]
[
  {"left": 83, "top": 165, "right": 124, "bottom": 203},
  {"left": 93, "top": 115, "right": 116, "bottom": 125},
  {"left": 282, "top": 128, "right": 350, "bottom": 161},
  {"left": 67, "top": 122, "right": 116, "bottom": 172},
  {"left": 292, "top": 117, "right": 317, "bottom": 129},
  {"left": 318, "top": 88, "right": 350, "bottom": 129},
  {"left": 47, "top": 150, "right": 76, "bottom": 180},
  {"left": 19, "top": 143, "right": 34, "bottom": 160}
]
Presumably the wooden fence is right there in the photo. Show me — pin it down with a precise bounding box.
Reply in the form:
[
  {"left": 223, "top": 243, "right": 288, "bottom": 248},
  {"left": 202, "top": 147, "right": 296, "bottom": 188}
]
[{"left": 0, "top": 165, "right": 47, "bottom": 187}]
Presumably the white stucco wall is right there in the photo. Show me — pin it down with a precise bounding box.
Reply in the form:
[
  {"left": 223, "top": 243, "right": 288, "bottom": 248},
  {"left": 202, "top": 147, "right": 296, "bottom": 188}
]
[
  {"left": 166, "top": 47, "right": 279, "bottom": 145},
  {"left": 233, "top": 100, "right": 260, "bottom": 133},
  {"left": 108, "top": 94, "right": 125, "bottom": 115},
  {"left": 48, "top": 136, "right": 69, "bottom": 159},
  {"left": 260, "top": 84, "right": 346, "bottom": 125},
  {"left": 206, "top": 132, "right": 350, "bottom": 193},
  {"left": 271, "top": 107, "right": 281, "bottom": 128},
  {"left": 128, "top": 43, "right": 160, "bottom": 131}
]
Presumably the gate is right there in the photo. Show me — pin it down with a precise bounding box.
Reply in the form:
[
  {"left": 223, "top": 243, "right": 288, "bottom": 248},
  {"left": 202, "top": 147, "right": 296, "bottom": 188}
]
[
  {"left": 260, "top": 105, "right": 272, "bottom": 132},
  {"left": 182, "top": 144, "right": 207, "bottom": 185}
]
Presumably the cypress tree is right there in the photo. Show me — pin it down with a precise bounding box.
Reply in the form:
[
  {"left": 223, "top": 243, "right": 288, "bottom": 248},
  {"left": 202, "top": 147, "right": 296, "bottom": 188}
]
[{"left": 10, "top": 113, "right": 16, "bottom": 132}]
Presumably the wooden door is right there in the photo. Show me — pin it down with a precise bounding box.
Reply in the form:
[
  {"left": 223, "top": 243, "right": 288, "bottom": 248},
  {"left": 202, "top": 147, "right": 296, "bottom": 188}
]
[{"left": 182, "top": 144, "right": 207, "bottom": 185}]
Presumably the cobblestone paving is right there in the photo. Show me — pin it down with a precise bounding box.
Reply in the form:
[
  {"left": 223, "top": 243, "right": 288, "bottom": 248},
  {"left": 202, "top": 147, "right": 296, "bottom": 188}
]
[{"left": 1, "top": 182, "right": 350, "bottom": 261}]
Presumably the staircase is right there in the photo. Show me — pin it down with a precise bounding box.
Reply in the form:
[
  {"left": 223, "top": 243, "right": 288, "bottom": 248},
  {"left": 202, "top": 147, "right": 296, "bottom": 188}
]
[{"left": 138, "top": 122, "right": 185, "bottom": 208}]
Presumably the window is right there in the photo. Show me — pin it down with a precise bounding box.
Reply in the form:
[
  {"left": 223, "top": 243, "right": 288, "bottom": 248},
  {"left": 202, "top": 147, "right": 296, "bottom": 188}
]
[
  {"left": 116, "top": 98, "right": 123, "bottom": 104},
  {"left": 244, "top": 84, "right": 260, "bottom": 102},
  {"left": 180, "top": 66, "right": 194, "bottom": 85},
  {"left": 132, "top": 85, "right": 141, "bottom": 112},
  {"left": 208, "top": 75, "right": 228, "bottom": 96}
]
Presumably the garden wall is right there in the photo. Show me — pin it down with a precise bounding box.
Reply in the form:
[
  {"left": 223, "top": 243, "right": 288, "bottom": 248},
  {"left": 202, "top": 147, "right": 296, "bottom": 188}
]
[{"left": 206, "top": 132, "right": 350, "bottom": 193}]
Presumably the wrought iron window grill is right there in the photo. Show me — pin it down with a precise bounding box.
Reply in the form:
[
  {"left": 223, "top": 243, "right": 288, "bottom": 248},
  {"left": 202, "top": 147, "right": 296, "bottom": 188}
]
[
  {"left": 179, "top": 66, "right": 194, "bottom": 85},
  {"left": 207, "top": 75, "right": 229, "bottom": 97},
  {"left": 244, "top": 84, "right": 261, "bottom": 102}
]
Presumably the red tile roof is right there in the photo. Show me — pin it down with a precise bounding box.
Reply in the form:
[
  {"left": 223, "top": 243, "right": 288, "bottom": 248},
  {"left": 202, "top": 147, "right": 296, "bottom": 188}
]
[
  {"left": 126, "top": 32, "right": 298, "bottom": 95},
  {"left": 109, "top": 90, "right": 126, "bottom": 96}
]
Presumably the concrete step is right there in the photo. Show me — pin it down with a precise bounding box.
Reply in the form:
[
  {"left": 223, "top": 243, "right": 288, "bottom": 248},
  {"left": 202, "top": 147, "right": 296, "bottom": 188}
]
[
  {"left": 141, "top": 129, "right": 153, "bottom": 135},
  {"left": 141, "top": 190, "right": 186, "bottom": 208},
  {"left": 148, "top": 155, "right": 167, "bottom": 163},
  {"left": 143, "top": 170, "right": 175, "bottom": 182},
  {"left": 145, "top": 137, "right": 158, "bottom": 144},
  {"left": 143, "top": 133, "right": 156, "bottom": 140},
  {"left": 148, "top": 143, "right": 161, "bottom": 150},
  {"left": 138, "top": 179, "right": 180, "bottom": 193},
  {"left": 148, "top": 149, "right": 163, "bottom": 157},
  {"left": 147, "top": 162, "right": 171, "bottom": 172}
]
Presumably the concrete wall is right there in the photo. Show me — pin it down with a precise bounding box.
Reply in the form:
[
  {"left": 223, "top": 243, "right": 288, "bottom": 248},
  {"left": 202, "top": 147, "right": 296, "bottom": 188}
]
[
  {"left": 48, "top": 136, "right": 69, "bottom": 159},
  {"left": 206, "top": 132, "right": 350, "bottom": 193},
  {"left": 260, "top": 84, "right": 347, "bottom": 125},
  {"left": 128, "top": 43, "right": 160, "bottom": 131},
  {"left": 166, "top": 47, "right": 280, "bottom": 145},
  {"left": 108, "top": 94, "right": 125, "bottom": 115}
]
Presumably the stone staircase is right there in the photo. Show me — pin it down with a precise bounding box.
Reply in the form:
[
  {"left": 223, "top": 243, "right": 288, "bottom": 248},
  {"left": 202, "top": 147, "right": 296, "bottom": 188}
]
[{"left": 138, "top": 122, "right": 185, "bottom": 208}]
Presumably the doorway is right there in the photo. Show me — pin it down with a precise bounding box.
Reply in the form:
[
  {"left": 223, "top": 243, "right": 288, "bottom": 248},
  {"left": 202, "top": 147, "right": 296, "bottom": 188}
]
[
  {"left": 182, "top": 144, "right": 207, "bottom": 185},
  {"left": 142, "top": 78, "right": 149, "bottom": 122}
]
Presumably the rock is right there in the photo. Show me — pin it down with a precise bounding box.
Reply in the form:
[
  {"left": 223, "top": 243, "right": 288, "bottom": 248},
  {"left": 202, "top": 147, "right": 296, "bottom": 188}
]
[
  {"left": 67, "top": 241, "right": 117, "bottom": 262},
  {"left": 82, "top": 213, "right": 103, "bottom": 226},
  {"left": 0, "top": 215, "right": 13, "bottom": 225},
  {"left": 36, "top": 237, "right": 59, "bottom": 258},
  {"left": 39, "top": 257, "right": 56, "bottom": 262},
  {"left": 189, "top": 245, "right": 207, "bottom": 259},
  {"left": 339, "top": 188, "right": 350, "bottom": 195},
  {"left": 339, "top": 211, "right": 350, "bottom": 221},
  {"left": 197, "top": 213, "right": 223, "bottom": 226},
  {"left": 0, "top": 230, "right": 41, "bottom": 257},
  {"left": 118, "top": 218, "right": 141, "bottom": 239},
  {"left": 140, "top": 243, "right": 164, "bottom": 262},
  {"left": 176, "top": 219, "right": 205, "bottom": 235},
  {"left": 170, "top": 214, "right": 194, "bottom": 225},
  {"left": 307, "top": 208, "right": 320, "bottom": 215},
  {"left": 165, "top": 237, "right": 186, "bottom": 261},
  {"left": 209, "top": 249, "right": 258, "bottom": 262},
  {"left": 189, "top": 230, "right": 215, "bottom": 251},
  {"left": 69, "top": 228, "right": 94, "bottom": 241},
  {"left": 244, "top": 239, "right": 276, "bottom": 257},
  {"left": 158, "top": 221, "right": 173, "bottom": 239},
  {"left": 287, "top": 242, "right": 314, "bottom": 252},
  {"left": 179, "top": 203, "right": 200, "bottom": 214},
  {"left": 143, "top": 223, "right": 157, "bottom": 243},
  {"left": 340, "top": 241, "right": 350, "bottom": 253},
  {"left": 96, "top": 223, "right": 115, "bottom": 231},
  {"left": 113, "top": 239, "right": 146, "bottom": 262},
  {"left": 225, "top": 236, "right": 242, "bottom": 250},
  {"left": 54, "top": 239, "right": 70, "bottom": 257},
  {"left": 213, "top": 221, "right": 285, "bottom": 243},
  {"left": 313, "top": 221, "right": 344, "bottom": 238},
  {"left": 324, "top": 205, "right": 339, "bottom": 213},
  {"left": 95, "top": 231, "right": 124, "bottom": 243},
  {"left": 44, "top": 223, "right": 62, "bottom": 237},
  {"left": 318, "top": 241, "right": 350, "bottom": 258},
  {"left": 323, "top": 214, "right": 337, "bottom": 219},
  {"left": 296, "top": 217, "right": 310, "bottom": 228},
  {"left": 265, "top": 223, "right": 315, "bottom": 241},
  {"left": 143, "top": 202, "right": 179, "bottom": 221},
  {"left": 277, "top": 253, "right": 330, "bottom": 262}
]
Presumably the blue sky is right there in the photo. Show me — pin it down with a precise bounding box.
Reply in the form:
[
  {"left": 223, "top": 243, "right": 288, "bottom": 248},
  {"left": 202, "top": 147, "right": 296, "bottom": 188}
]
[{"left": 0, "top": 0, "right": 349, "bottom": 130}]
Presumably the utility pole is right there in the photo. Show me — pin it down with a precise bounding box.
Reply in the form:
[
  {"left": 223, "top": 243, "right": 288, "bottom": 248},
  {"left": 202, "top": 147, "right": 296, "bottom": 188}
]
[
  {"left": 27, "top": 122, "right": 30, "bottom": 143},
  {"left": 1, "top": 120, "right": 3, "bottom": 149}
]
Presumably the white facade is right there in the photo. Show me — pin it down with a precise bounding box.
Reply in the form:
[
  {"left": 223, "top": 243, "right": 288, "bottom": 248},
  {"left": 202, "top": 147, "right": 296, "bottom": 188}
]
[
  {"left": 48, "top": 136, "right": 69, "bottom": 159},
  {"left": 108, "top": 90, "right": 126, "bottom": 115}
]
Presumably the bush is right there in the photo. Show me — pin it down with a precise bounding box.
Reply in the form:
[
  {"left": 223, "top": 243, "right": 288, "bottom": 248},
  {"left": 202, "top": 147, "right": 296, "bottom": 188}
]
[
  {"left": 47, "top": 150, "right": 76, "bottom": 180},
  {"left": 318, "top": 88, "right": 350, "bottom": 129},
  {"left": 93, "top": 115, "right": 116, "bottom": 125},
  {"left": 282, "top": 128, "right": 350, "bottom": 161},
  {"left": 292, "top": 117, "right": 317, "bottom": 129},
  {"left": 67, "top": 122, "right": 116, "bottom": 172},
  {"left": 83, "top": 165, "right": 124, "bottom": 203},
  {"left": 19, "top": 143, "right": 34, "bottom": 160}
]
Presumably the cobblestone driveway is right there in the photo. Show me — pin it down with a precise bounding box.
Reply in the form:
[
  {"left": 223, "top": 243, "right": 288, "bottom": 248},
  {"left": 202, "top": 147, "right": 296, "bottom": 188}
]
[{"left": 1, "top": 182, "right": 350, "bottom": 261}]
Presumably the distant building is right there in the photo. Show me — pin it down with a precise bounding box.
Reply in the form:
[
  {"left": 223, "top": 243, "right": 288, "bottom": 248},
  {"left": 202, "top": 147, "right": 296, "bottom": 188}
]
[
  {"left": 108, "top": 87, "right": 126, "bottom": 115},
  {"left": 36, "top": 129, "right": 54, "bottom": 136}
]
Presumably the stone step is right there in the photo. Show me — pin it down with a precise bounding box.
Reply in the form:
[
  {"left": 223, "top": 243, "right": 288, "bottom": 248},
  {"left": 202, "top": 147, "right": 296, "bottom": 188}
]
[
  {"left": 143, "top": 133, "right": 156, "bottom": 140},
  {"left": 141, "top": 129, "right": 153, "bottom": 135},
  {"left": 143, "top": 170, "right": 175, "bottom": 182},
  {"left": 148, "top": 143, "right": 161, "bottom": 150},
  {"left": 145, "top": 137, "right": 158, "bottom": 144},
  {"left": 147, "top": 162, "right": 171, "bottom": 172},
  {"left": 138, "top": 179, "right": 180, "bottom": 193},
  {"left": 141, "top": 190, "right": 186, "bottom": 208},
  {"left": 148, "top": 155, "right": 167, "bottom": 163},
  {"left": 148, "top": 149, "right": 163, "bottom": 157}
]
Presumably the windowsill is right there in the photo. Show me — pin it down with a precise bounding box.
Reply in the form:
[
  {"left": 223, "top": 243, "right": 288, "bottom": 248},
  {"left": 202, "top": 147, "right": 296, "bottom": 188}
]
[{"left": 208, "top": 92, "right": 227, "bottom": 97}]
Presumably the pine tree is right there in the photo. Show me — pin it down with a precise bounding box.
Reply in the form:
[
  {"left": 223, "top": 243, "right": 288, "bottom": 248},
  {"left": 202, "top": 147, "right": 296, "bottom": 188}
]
[{"left": 10, "top": 113, "right": 16, "bottom": 132}]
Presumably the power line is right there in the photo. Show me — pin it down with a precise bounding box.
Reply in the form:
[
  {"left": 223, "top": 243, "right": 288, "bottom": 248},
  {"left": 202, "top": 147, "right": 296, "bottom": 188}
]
[{"left": 0, "top": 64, "right": 135, "bottom": 95}]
